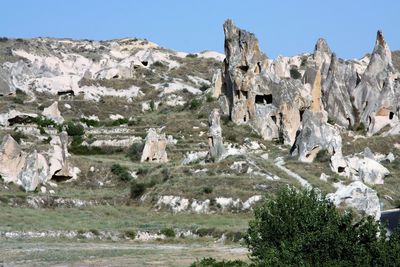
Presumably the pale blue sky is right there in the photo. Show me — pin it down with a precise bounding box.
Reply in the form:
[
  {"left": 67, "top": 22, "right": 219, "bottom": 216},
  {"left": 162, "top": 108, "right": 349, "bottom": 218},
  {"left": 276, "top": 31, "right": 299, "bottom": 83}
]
[{"left": 1, "top": 0, "right": 398, "bottom": 59}]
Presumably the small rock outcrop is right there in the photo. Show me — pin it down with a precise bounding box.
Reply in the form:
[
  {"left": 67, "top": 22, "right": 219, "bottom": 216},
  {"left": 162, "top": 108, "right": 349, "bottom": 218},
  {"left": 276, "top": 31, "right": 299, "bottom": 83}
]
[
  {"left": 327, "top": 181, "right": 381, "bottom": 220},
  {"left": 0, "top": 133, "right": 77, "bottom": 191},
  {"left": 331, "top": 148, "right": 390, "bottom": 185},
  {"left": 42, "top": 101, "right": 64, "bottom": 124},
  {"left": 207, "top": 109, "right": 225, "bottom": 161},
  {"left": 141, "top": 128, "right": 168, "bottom": 163}
]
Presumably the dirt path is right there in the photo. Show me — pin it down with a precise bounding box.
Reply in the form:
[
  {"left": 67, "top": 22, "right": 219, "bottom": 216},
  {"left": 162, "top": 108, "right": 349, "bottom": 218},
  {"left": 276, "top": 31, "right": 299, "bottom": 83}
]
[{"left": 0, "top": 240, "right": 249, "bottom": 266}]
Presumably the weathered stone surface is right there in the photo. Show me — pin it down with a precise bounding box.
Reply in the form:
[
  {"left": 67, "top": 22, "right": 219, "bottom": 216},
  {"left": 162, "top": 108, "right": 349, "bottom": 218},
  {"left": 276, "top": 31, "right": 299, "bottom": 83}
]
[
  {"left": 207, "top": 109, "right": 225, "bottom": 161},
  {"left": 19, "top": 151, "right": 49, "bottom": 192},
  {"left": 327, "top": 181, "right": 381, "bottom": 220},
  {"left": 331, "top": 152, "right": 390, "bottom": 185},
  {"left": 141, "top": 128, "right": 168, "bottom": 163},
  {"left": 0, "top": 135, "right": 26, "bottom": 183},
  {"left": 209, "top": 69, "right": 223, "bottom": 98},
  {"left": 42, "top": 101, "right": 64, "bottom": 124},
  {"left": 291, "top": 110, "right": 342, "bottom": 162},
  {"left": 48, "top": 132, "right": 74, "bottom": 180},
  {"left": 222, "top": 19, "right": 309, "bottom": 145}
]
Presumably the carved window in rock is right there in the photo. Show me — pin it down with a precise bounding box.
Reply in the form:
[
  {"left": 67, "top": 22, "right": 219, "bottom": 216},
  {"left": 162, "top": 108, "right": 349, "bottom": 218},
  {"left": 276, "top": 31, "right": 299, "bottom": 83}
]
[
  {"left": 299, "top": 110, "right": 305, "bottom": 122},
  {"left": 389, "top": 112, "right": 394, "bottom": 120},
  {"left": 255, "top": 94, "right": 273, "bottom": 104}
]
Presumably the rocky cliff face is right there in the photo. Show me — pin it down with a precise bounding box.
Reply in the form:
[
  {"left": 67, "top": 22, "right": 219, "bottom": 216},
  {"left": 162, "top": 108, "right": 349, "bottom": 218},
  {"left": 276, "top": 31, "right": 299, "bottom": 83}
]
[{"left": 222, "top": 20, "right": 400, "bottom": 150}]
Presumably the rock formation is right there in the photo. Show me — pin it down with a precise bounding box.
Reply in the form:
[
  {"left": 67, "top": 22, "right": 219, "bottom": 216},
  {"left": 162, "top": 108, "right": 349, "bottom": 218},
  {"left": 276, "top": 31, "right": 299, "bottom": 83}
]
[
  {"left": 327, "top": 181, "right": 381, "bottom": 220},
  {"left": 141, "top": 128, "right": 168, "bottom": 163},
  {"left": 291, "top": 110, "right": 343, "bottom": 162},
  {"left": 0, "top": 132, "right": 76, "bottom": 191},
  {"left": 42, "top": 101, "right": 64, "bottom": 124},
  {"left": 207, "top": 109, "right": 225, "bottom": 161},
  {"left": 222, "top": 19, "right": 310, "bottom": 145}
]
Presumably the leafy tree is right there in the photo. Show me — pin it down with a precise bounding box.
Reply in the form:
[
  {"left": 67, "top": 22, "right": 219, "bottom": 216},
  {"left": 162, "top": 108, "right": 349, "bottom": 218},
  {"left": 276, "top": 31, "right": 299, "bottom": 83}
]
[{"left": 245, "top": 187, "right": 400, "bottom": 266}]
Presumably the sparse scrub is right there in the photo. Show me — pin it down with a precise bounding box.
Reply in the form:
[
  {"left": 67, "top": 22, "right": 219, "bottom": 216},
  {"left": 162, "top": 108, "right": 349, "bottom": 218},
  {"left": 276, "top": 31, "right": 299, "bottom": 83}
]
[
  {"left": 127, "top": 142, "right": 144, "bottom": 161},
  {"left": 124, "top": 229, "right": 136, "bottom": 239},
  {"left": 111, "top": 164, "right": 132, "bottom": 181},
  {"left": 130, "top": 182, "right": 146, "bottom": 199},
  {"left": 189, "top": 98, "right": 202, "bottom": 110},
  {"left": 160, "top": 227, "right": 176, "bottom": 238},
  {"left": 66, "top": 121, "right": 85, "bottom": 136}
]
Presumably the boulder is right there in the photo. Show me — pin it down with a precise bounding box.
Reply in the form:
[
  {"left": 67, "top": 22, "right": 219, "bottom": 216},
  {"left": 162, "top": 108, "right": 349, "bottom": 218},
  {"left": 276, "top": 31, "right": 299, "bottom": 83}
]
[
  {"left": 207, "top": 109, "right": 225, "bottom": 161},
  {"left": 19, "top": 151, "right": 49, "bottom": 191},
  {"left": 332, "top": 153, "right": 390, "bottom": 185},
  {"left": 327, "top": 181, "right": 381, "bottom": 220},
  {"left": 141, "top": 128, "right": 168, "bottom": 163},
  {"left": 42, "top": 101, "right": 64, "bottom": 124},
  {"left": 291, "top": 110, "right": 342, "bottom": 162}
]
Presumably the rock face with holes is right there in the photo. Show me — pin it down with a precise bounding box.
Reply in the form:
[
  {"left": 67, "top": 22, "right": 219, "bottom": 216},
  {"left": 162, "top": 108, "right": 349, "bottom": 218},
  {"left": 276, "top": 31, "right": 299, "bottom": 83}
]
[
  {"left": 222, "top": 19, "right": 310, "bottom": 145},
  {"left": 141, "top": 128, "right": 168, "bottom": 163},
  {"left": 0, "top": 133, "right": 77, "bottom": 191},
  {"left": 42, "top": 101, "right": 64, "bottom": 124},
  {"left": 330, "top": 149, "right": 390, "bottom": 185},
  {"left": 327, "top": 181, "right": 381, "bottom": 220},
  {"left": 207, "top": 109, "right": 225, "bottom": 161},
  {"left": 291, "top": 110, "right": 343, "bottom": 162},
  {"left": 322, "top": 31, "right": 400, "bottom": 133},
  {"left": 48, "top": 132, "right": 75, "bottom": 181}
]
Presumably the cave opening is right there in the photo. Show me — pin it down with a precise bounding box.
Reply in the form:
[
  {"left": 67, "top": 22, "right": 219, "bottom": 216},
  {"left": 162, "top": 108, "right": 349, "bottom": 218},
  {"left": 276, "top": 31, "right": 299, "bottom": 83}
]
[
  {"left": 389, "top": 112, "right": 394, "bottom": 120},
  {"left": 255, "top": 94, "right": 273, "bottom": 104},
  {"left": 238, "top": 65, "right": 249, "bottom": 72}
]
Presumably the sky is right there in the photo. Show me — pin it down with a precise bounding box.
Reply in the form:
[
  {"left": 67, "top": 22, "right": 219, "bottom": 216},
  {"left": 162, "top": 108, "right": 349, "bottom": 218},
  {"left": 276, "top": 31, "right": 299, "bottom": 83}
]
[{"left": 1, "top": 0, "right": 398, "bottom": 59}]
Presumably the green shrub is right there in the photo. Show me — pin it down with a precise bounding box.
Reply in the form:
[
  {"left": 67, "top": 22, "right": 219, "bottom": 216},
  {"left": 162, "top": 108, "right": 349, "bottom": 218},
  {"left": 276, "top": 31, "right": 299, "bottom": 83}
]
[
  {"left": 206, "top": 93, "right": 214, "bottom": 102},
  {"left": 111, "top": 164, "right": 132, "bottom": 181},
  {"left": 124, "top": 229, "right": 136, "bottom": 239},
  {"left": 149, "top": 100, "right": 155, "bottom": 112},
  {"left": 161, "top": 167, "right": 172, "bottom": 181},
  {"left": 137, "top": 167, "right": 150, "bottom": 176},
  {"left": 189, "top": 98, "right": 202, "bottom": 110},
  {"left": 80, "top": 118, "right": 100, "bottom": 127},
  {"left": 130, "top": 182, "right": 146, "bottom": 199},
  {"left": 127, "top": 142, "right": 144, "bottom": 161},
  {"left": 186, "top": 53, "right": 198, "bottom": 58},
  {"left": 203, "top": 186, "right": 213, "bottom": 194},
  {"left": 315, "top": 149, "right": 330, "bottom": 162},
  {"left": 111, "top": 118, "right": 129, "bottom": 126},
  {"left": 69, "top": 145, "right": 121, "bottom": 155},
  {"left": 190, "top": 258, "right": 247, "bottom": 267},
  {"left": 11, "top": 131, "right": 27, "bottom": 144},
  {"left": 246, "top": 186, "right": 400, "bottom": 266},
  {"left": 33, "top": 116, "right": 58, "bottom": 128},
  {"left": 160, "top": 227, "right": 176, "bottom": 238},
  {"left": 66, "top": 122, "right": 84, "bottom": 136},
  {"left": 12, "top": 97, "right": 24, "bottom": 104}
]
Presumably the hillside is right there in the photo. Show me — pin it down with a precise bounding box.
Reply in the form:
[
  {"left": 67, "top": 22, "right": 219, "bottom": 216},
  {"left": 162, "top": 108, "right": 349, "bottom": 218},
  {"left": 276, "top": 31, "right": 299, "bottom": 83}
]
[{"left": 0, "top": 20, "right": 400, "bottom": 265}]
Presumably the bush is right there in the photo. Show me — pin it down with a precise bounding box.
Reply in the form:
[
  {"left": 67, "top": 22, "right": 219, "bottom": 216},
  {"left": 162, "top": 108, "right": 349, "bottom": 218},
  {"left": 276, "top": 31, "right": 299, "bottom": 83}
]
[
  {"left": 189, "top": 98, "right": 202, "bottom": 110},
  {"left": 315, "top": 149, "right": 330, "bottom": 162},
  {"left": 160, "top": 227, "right": 176, "bottom": 238},
  {"left": 190, "top": 257, "right": 247, "bottom": 267},
  {"left": 127, "top": 142, "right": 144, "bottom": 161},
  {"left": 246, "top": 187, "right": 400, "bottom": 266},
  {"left": 124, "top": 230, "right": 136, "bottom": 239},
  {"left": 149, "top": 100, "right": 155, "bottom": 112},
  {"left": 203, "top": 186, "right": 213, "bottom": 194},
  {"left": 111, "top": 164, "right": 132, "bottom": 181},
  {"left": 11, "top": 131, "right": 27, "bottom": 144},
  {"left": 33, "top": 116, "right": 58, "bottom": 129},
  {"left": 80, "top": 118, "right": 100, "bottom": 127},
  {"left": 66, "top": 122, "right": 84, "bottom": 136},
  {"left": 130, "top": 182, "right": 146, "bottom": 199},
  {"left": 206, "top": 93, "right": 214, "bottom": 102},
  {"left": 186, "top": 53, "right": 198, "bottom": 58},
  {"left": 111, "top": 118, "right": 129, "bottom": 126},
  {"left": 161, "top": 167, "right": 172, "bottom": 181}
]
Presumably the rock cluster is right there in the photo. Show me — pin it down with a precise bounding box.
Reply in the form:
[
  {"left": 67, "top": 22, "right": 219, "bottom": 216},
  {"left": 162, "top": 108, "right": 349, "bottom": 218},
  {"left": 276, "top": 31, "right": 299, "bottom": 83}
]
[{"left": 0, "top": 133, "right": 77, "bottom": 191}]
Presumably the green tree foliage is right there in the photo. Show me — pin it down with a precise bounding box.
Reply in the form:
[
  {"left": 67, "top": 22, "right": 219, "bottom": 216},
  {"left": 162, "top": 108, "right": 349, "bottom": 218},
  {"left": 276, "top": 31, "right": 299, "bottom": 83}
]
[{"left": 245, "top": 187, "right": 400, "bottom": 266}]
